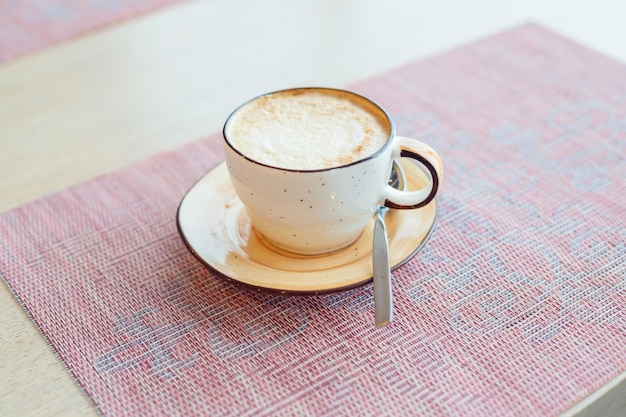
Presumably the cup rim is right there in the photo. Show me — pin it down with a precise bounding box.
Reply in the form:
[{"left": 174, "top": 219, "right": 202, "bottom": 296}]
[{"left": 222, "top": 87, "right": 396, "bottom": 173}]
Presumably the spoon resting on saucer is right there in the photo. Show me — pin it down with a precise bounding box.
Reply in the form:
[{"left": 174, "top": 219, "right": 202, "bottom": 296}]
[{"left": 372, "top": 162, "right": 405, "bottom": 327}]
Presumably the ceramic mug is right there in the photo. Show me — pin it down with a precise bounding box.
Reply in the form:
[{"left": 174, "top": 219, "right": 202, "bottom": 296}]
[{"left": 222, "top": 87, "right": 443, "bottom": 255}]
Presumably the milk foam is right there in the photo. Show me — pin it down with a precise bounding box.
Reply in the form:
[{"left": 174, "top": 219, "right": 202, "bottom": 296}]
[{"left": 225, "top": 89, "right": 390, "bottom": 170}]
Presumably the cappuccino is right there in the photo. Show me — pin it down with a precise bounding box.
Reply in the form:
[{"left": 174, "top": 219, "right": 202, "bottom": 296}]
[
  {"left": 222, "top": 87, "right": 443, "bottom": 254},
  {"left": 225, "top": 89, "right": 391, "bottom": 170}
]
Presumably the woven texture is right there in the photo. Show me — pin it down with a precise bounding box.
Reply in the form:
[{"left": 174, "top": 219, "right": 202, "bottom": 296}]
[
  {"left": 1, "top": 24, "right": 625, "bottom": 416},
  {"left": 0, "top": 0, "right": 185, "bottom": 64}
]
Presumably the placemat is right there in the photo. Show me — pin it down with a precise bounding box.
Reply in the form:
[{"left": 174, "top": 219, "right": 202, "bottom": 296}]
[
  {"left": 0, "top": 0, "right": 187, "bottom": 64},
  {"left": 1, "top": 24, "right": 625, "bottom": 416}
]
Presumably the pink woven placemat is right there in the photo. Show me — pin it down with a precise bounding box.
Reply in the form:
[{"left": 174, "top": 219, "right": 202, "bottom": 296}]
[
  {"left": 1, "top": 24, "right": 625, "bottom": 416},
  {"left": 0, "top": 0, "right": 187, "bottom": 64}
]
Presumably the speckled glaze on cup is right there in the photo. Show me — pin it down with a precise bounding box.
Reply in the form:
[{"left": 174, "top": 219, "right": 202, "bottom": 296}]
[{"left": 223, "top": 87, "right": 442, "bottom": 255}]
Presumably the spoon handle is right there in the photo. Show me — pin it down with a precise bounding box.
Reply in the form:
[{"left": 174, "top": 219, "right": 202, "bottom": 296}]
[{"left": 373, "top": 209, "right": 393, "bottom": 327}]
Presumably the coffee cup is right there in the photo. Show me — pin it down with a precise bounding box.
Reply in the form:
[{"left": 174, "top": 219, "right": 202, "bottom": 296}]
[{"left": 223, "top": 87, "right": 442, "bottom": 255}]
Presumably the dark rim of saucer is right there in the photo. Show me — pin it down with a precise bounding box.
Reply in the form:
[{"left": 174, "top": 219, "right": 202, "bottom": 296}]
[
  {"left": 175, "top": 163, "right": 439, "bottom": 295},
  {"left": 222, "top": 87, "right": 396, "bottom": 173}
]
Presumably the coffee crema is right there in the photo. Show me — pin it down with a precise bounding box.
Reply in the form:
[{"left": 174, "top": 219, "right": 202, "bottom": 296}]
[{"left": 225, "top": 89, "right": 391, "bottom": 170}]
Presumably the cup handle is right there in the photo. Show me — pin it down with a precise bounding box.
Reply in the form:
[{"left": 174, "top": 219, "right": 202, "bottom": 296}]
[{"left": 382, "top": 136, "right": 443, "bottom": 209}]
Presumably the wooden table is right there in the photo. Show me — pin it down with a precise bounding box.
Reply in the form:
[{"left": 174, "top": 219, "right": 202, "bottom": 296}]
[{"left": 1, "top": 1, "right": 625, "bottom": 415}]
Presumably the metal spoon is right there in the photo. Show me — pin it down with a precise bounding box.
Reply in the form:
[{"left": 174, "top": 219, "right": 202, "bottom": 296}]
[{"left": 372, "top": 161, "right": 405, "bottom": 327}]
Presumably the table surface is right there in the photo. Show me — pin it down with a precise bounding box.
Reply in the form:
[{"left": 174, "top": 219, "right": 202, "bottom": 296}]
[{"left": 1, "top": 1, "right": 626, "bottom": 415}]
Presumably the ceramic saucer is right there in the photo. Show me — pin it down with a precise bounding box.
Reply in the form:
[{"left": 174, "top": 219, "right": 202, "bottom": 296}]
[{"left": 177, "top": 160, "right": 437, "bottom": 294}]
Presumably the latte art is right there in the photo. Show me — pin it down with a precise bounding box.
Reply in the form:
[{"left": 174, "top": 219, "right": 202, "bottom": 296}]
[{"left": 225, "top": 89, "right": 390, "bottom": 170}]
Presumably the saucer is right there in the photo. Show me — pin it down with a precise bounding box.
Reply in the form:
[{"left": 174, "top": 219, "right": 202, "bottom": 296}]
[{"left": 176, "top": 160, "right": 437, "bottom": 294}]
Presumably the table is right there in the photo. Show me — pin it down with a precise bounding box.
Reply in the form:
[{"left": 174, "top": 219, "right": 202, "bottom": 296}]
[{"left": 1, "top": 1, "right": 625, "bottom": 415}]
